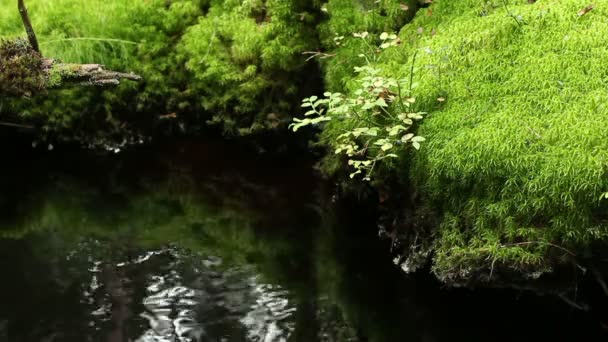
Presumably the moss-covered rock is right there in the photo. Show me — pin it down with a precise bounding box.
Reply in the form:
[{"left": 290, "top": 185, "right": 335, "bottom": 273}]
[{"left": 382, "top": 0, "right": 608, "bottom": 283}]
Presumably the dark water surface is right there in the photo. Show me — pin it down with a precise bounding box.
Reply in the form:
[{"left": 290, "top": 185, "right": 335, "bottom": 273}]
[{"left": 0, "top": 139, "right": 606, "bottom": 342}]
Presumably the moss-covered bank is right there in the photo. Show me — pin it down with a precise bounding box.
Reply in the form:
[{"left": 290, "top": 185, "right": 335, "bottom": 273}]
[
  {"left": 3, "top": 0, "right": 608, "bottom": 290},
  {"left": 0, "top": 0, "right": 320, "bottom": 138},
  {"left": 315, "top": 0, "right": 608, "bottom": 284}
]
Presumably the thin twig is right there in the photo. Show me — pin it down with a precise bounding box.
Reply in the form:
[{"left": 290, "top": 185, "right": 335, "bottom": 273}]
[
  {"left": 302, "top": 51, "right": 336, "bottom": 61},
  {"left": 502, "top": 241, "right": 577, "bottom": 256},
  {"left": 409, "top": 49, "right": 418, "bottom": 93},
  {"left": 489, "top": 257, "right": 497, "bottom": 279},
  {"left": 476, "top": 241, "right": 577, "bottom": 257},
  {"left": 591, "top": 267, "right": 608, "bottom": 296},
  {"left": 526, "top": 125, "right": 543, "bottom": 139},
  {"left": 40, "top": 37, "right": 137, "bottom": 46},
  {"left": 18, "top": 0, "right": 40, "bottom": 53},
  {"left": 558, "top": 294, "right": 587, "bottom": 311},
  {"left": 0, "top": 121, "right": 34, "bottom": 129}
]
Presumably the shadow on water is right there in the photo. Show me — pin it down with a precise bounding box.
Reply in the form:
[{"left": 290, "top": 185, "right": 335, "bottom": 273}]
[{"left": 0, "top": 138, "right": 606, "bottom": 341}]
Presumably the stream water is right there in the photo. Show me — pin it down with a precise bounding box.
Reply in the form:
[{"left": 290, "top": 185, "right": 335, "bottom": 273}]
[{"left": 0, "top": 138, "right": 606, "bottom": 342}]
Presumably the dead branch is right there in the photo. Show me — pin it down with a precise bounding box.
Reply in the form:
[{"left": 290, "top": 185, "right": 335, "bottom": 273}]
[
  {"left": 2, "top": 1, "right": 141, "bottom": 97},
  {"left": 42, "top": 59, "right": 142, "bottom": 87}
]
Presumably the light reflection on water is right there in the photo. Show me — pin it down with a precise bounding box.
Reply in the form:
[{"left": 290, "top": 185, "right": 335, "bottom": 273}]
[
  {"left": 1, "top": 141, "right": 606, "bottom": 342},
  {"left": 77, "top": 244, "right": 296, "bottom": 342}
]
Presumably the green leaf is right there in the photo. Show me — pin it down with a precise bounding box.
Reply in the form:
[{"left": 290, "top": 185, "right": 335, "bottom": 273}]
[
  {"left": 314, "top": 99, "right": 327, "bottom": 107},
  {"left": 380, "top": 32, "right": 389, "bottom": 40},
  {"left": 301, "top": 102, "right": 312, "bottom": 108},
  {"left": 374, "top": 98, "right": 388, "bottom": 107},
  {"left": 362, "top": 102, "right": 375, "bottom": 110},
  {"left": 411, "top": 136, "right": 426, "bottom": 142},
  {"left": 310, "top": 116, "right": 331, "bottom": 124},
  {"left": 402, "top": 133, "right": 414, "bottom": 141},
  {"left": 381, "top": 143, "right": 393, "bottom": 151},
  {"left": 289, "top": 118, "right": 311, "bottom": 132},
  {"left": 374, "top": 139, "right": 388, "bottom": 146},
  {"left": 412, "top": 142, "right": 421, "bottom": 150},
  {"left": 388, "top": 125, "right": 406, "bottom": 136}
]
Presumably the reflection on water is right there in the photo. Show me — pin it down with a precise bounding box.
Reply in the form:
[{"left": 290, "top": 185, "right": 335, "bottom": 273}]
[
  {"left": 84, "top": 246, "right": 296, "bottom": 342},
  {"left": 0, "top": 139, "right": 606, "bottom": 342}
]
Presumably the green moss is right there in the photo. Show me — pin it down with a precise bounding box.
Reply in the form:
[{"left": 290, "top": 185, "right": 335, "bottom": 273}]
[
  {"left": 371, "top": 0, "right": 608, "bottom": 281},
  {"left": 0, "top": 0, "right": 204, "bottom": 137},
  {"left": 0, "top": 39, "right": 46, "bottom": 96},
  {"left": 179, "top": 0, "right": 319, "bottom": 134},
  {"left": 45, "top": 64, "right": 72, "bottom": 87}
]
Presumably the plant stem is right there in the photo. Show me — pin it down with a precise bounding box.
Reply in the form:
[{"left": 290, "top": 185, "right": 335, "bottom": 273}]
[
  {"left": 18, "top": 0, "right": 40, "bottom": 53},
  {"left": 409, "top": 49, "right": 418, "bottom": 93},
  {"left": 396, "top": 81, "right": 407, "bottom": 113},
  {"left": 351, "top": 109, "right": 377, "bottom": 126}
]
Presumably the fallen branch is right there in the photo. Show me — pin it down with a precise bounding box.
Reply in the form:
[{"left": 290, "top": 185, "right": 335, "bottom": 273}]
[
  {"left": 42, "top": 58, "right": 142, "bottom": 87},
  {"left": 1, "top": 1, "right": 141, "bottom": 98},
  {"left": 0, "top": 121, "right": 34, "bottom": 129},
  {"left": 1, "top": 39, "right": 142, "bottom": 97}
]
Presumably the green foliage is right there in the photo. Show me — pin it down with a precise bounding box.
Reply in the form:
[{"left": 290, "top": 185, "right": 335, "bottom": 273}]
[
  {"left": 292, "top": 65, "right": 425, "bottom": 181},
  {"left": 293, "top": 30, "right": 426, "bottom": 180},
  {"left": 0, "top": 39, "right": 45, "bottom": 96},
  {"left": 179, "top": 0, "right": 319, "bottom": 134},
  {"left": 317, "top": 0, "right": 418, "bottom": 91},
  {"left": 379, "top": 0, "right": 608, "bottom": 281},
  {"left": 0, "top": 0, "right": 324, "bottom": 138},
  {"left": 0, "top": 0, "right": 204, "bottom": 137}
]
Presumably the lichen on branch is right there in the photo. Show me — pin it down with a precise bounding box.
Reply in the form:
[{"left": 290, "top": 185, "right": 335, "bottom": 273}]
[{"left": 0, "top": 38, "right": 141, "bottom": 97}]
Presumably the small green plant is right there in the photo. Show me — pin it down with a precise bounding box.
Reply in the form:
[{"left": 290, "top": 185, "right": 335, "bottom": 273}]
[{"left": 291, "top": 31, "right": 426, "bottom": 181}]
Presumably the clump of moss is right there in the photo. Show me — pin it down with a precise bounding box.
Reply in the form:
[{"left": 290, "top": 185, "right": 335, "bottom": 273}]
[
  {"left": 0, "top": 38, "right": 46, "bottom": 97},
  {"left": 376, "top": 0, "right": 608, "bottom": 282},
  {"left": 180, "top": 0, "right": 320, "bottom": 135}
]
